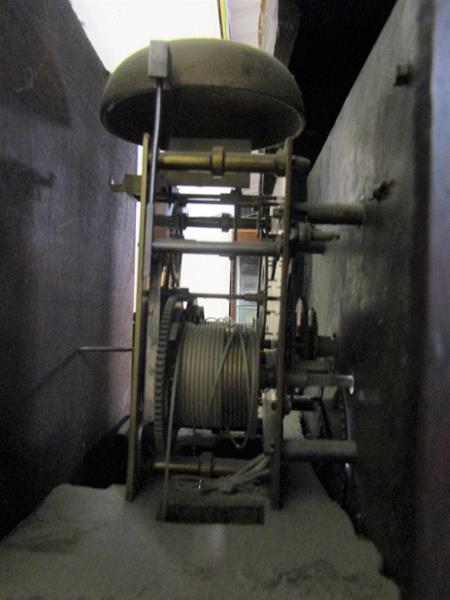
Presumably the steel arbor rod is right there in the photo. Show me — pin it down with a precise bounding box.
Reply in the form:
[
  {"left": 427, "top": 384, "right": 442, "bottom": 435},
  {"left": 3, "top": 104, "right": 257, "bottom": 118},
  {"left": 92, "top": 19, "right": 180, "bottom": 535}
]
[
  {"left": 283, "top": 439, "right": 358, "bottom": 463},
  {"left": 286, "top": 370, "right": 354, "bottom": 389},
  {"left": 152, "top": 456, "right": 247, "bottom": 476},
  {"left": 153, "top": 239, "right": 280, "bottom": 256},
  {"left": 153, "top": 239, "right": 325, "bottom": 256},
  {"left": 158, "top": 150, "right": 284, "bottom": 174},
  {"left": 293, "top": 203, "right": 365, "bottom": 225},
  {"left": 160, "top": 193, "right": 278, "bottom": 206},
  {"left": 186, "top": 291, "right": 279, "bottom": 302},
  {"left": 154, "top": 214, "right": 257, "bottom": 230}
]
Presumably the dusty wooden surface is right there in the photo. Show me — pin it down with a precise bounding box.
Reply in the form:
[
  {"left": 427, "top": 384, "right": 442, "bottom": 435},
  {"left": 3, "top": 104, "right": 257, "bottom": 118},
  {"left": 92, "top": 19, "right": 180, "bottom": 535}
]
[{"left": 0, "top": 467, "right": 399, "bottom": 599}]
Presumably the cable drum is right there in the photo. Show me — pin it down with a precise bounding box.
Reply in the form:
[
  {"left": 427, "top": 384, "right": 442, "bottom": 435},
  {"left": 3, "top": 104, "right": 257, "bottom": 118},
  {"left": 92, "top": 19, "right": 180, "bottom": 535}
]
[{"left": 175, "top": 322, "right": 260, "bottom": 442}]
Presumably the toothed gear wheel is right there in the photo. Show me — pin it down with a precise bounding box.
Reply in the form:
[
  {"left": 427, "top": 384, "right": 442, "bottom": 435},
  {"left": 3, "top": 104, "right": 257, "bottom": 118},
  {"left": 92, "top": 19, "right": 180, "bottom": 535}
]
[
  {"left": 257, "top": 256, "right": 268, "bottom": 345},
  {"left": 153, "top": 294, "right": 182, "bottom": 454}
]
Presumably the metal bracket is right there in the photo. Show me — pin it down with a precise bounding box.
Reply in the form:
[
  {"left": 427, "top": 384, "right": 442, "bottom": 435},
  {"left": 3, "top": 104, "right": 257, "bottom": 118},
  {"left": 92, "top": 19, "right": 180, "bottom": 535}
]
[
  {"left": 110, "top": 174, "right": 141, "bottom": 197},
  {"left": 148, "top": 40, "right": 170, "bottom": 79}
]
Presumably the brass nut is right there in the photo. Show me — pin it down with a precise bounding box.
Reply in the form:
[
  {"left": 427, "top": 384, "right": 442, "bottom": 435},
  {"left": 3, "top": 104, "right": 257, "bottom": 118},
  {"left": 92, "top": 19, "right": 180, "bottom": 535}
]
[{"left": 211, "top": 146, "right": 225, "bottom": 176}]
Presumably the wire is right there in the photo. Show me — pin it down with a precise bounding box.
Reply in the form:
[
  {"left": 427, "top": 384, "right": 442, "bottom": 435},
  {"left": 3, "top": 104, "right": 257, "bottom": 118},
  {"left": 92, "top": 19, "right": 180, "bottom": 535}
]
[{"left": 161, "top": 348, "right": 183, "bottom": 520}]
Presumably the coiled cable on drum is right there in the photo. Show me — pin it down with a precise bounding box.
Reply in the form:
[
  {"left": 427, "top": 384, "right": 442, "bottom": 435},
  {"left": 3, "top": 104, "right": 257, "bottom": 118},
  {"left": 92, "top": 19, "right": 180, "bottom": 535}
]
[{"left": 175, "top": 321, "right": 260, "bottom": 449}]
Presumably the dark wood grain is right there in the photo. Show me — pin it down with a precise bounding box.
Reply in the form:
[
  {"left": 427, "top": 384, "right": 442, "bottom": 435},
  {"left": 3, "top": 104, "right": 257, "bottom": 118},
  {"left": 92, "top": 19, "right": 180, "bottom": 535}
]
[{"left": 303, "top": 0, "right": 432, "bottom": 593}]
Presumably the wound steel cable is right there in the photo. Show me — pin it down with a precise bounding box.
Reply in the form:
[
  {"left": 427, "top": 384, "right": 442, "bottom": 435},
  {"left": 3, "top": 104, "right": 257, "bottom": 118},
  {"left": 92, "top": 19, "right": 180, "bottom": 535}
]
[{"left": 175, "top": 322, "right": 259, "bottom": 446}]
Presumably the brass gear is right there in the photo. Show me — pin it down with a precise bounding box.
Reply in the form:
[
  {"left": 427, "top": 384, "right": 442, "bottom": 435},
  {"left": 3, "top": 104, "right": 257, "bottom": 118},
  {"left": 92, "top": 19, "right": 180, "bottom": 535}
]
[{"left": 153, "top": 293, "right": 186, "bottom": 454}]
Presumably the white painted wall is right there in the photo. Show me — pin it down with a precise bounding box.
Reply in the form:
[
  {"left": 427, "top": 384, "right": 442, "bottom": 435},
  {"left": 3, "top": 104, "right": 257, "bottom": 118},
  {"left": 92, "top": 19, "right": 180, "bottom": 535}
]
[{"left": 70, "top": 0, "right": 221, "bottom": 71}]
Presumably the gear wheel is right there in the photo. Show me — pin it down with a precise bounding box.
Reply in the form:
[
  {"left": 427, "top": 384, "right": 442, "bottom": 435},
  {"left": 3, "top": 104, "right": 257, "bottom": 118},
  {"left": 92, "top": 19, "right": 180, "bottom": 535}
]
[
  {"left": 256, "top": 256, "right": 268, "bottom": 344},
  {"left": 153, "top": 294, "right": 185, "bottom": 453}
]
